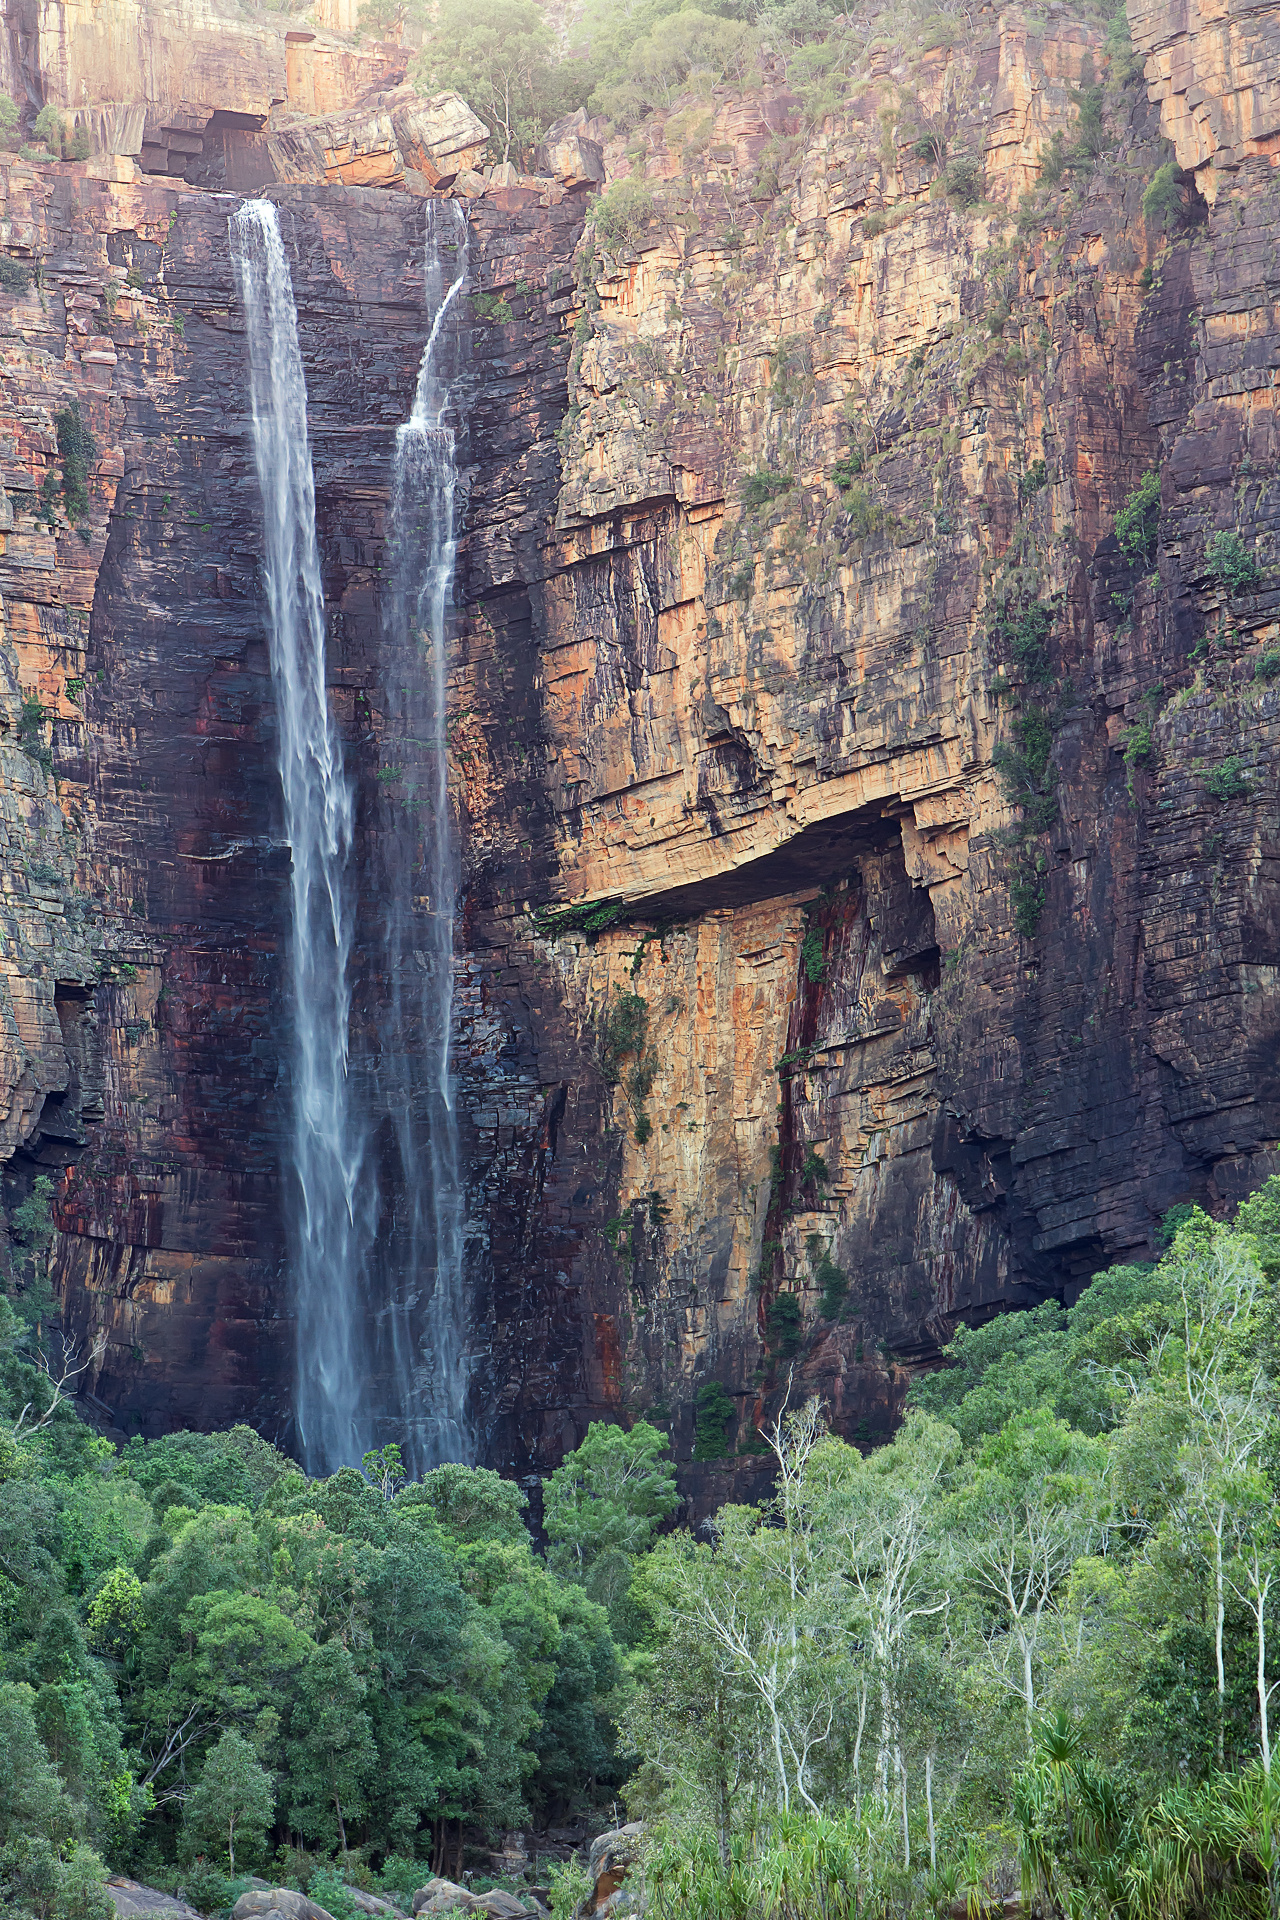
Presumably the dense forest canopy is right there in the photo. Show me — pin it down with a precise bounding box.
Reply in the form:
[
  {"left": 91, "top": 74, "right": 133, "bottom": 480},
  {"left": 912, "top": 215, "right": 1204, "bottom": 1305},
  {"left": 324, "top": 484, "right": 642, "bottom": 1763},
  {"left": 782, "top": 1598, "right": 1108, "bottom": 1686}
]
[{"left": 6, "top": 1179, "right": 1280, "bottom": 1919}]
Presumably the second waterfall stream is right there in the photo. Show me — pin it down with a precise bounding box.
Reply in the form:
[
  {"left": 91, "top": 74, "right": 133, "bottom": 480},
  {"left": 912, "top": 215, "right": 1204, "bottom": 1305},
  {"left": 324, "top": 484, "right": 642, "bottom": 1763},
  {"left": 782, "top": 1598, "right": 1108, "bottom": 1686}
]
[{"left": 230, "top": 197, "right": 472, "bottom": 1472}]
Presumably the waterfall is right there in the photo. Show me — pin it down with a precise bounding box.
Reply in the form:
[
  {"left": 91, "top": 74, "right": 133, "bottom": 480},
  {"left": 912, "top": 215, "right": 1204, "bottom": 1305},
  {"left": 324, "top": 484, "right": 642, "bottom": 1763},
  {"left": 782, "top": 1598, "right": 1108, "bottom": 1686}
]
[
  {"left": 230, "top": 200, "right": 371, "bottom": 1474},
  {"left": 374, "top": 199, "right": 473, "bottom": 1466}
]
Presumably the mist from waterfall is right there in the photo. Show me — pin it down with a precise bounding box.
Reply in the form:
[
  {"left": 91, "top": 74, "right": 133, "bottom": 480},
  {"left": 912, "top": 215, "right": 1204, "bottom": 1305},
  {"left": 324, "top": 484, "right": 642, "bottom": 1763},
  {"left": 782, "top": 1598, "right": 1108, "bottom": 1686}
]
[
  {"left": 376, "top": 199, "right": 473, "bottom": 1467},
  {"left": 230, "top": 199, "right": 370, "bottom": 1474}
]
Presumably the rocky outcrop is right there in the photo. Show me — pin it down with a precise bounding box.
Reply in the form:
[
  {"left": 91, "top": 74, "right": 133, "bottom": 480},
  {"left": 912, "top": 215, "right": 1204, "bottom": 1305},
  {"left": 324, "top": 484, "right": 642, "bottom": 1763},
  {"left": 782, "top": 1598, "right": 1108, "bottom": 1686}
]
[
  {"left": 16, "top": 0, "right": 409, "bottom": 177},
  {"left": 9, "top": 0, "right": 488, "bottom": 194},
  {"left": 411, "top": 1881, "right": 540, "bottom": 1918},
  {"left": 198, "top": 86, "right": 489, "bottom": 194},
  {"left": 581, "top": 1826, "right": 643, "bottom": 1918},
  {"left": 1130, "top": 0, "right": 1280, "bottom": 202},
  {"left": 106, "top": 1883, "right": 202, "bottom": 1920}
]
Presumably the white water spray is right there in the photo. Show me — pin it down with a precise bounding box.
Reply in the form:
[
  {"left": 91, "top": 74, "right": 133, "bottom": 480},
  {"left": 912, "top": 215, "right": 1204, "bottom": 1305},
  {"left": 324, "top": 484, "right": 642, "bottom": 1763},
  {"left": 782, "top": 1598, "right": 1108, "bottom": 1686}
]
[
  {"left": 229, "top": 199, "right": 370, "bottom": 1473},
  {"left": 379, "top": 200, "right": 473, "bottom": 1463}
]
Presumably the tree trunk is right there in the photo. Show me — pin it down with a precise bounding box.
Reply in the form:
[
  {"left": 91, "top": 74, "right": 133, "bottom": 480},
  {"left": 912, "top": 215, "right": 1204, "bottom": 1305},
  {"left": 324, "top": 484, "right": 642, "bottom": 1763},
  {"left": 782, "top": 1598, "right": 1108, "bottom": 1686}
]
[
  {"left": 1258, "top": 1584, "right": 1271, "bottom": 1772},
  {"left": 1215, "top": 1517, "right": 1227, "bottom": 1769},
  {"left": 926, "top": 1753, "right": 936, "bottom": 1873}
]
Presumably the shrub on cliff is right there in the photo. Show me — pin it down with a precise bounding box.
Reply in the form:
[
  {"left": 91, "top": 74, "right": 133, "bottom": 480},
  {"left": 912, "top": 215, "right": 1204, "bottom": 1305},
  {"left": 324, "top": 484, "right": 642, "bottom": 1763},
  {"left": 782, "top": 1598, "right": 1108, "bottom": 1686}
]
[
  {"left": 53, "top": 403, "right": 95, "bottom": 524},
  {"left": 587, "top": 5, "right": 758, "bottom": 127},
  {"left": 32, "top": 105, "right": 64, "bottom": 156},
  {"left": 1206, "top": 529, "right": 1260, "bottom": 595},
  {"left": 591, "top": 177, "right": 657, "bottom": 250},
  {"left": 1142, "top": 160, "right": 1183, "bottom": 226},
  {"left": 1115, "top": 468, "right": 1161, "bottom": 564},
  {"left": 742, "top": 467, "right": 793, "bottom": 509},
  {"left": 693, "top": 1383, "right": 736, "bottom": 1460}
]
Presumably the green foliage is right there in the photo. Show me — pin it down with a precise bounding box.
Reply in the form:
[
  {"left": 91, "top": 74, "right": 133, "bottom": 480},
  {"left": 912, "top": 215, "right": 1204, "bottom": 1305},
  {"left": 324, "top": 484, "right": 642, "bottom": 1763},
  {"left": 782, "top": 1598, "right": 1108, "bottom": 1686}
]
[
  {"left": 533, "top": 896, "right": 625, "bottom": 938},
  {"left": 813, "top": 1248, "right": 848, "bottom": 1320},
  {"left": 742, "top": 468, "right": 793, "bottom": 509},
  {"left": 943, "top": 156, "right": 982, "bottom": 205},
  {"left": 53, "top": 405, "right": 95, "bottom": 524},
  {"left": 591, "top": 178, "right": 657, "bottom": 249},
  {"left": 993, "top": 707, "right": 1055, "bottom": 801},
  {"left": 13, "top": 1175, "right": 56, "bottom": 1258},
  {"left": 832, "top": 450, "right": 864, "bottom": 489},
  {"left": 1205, "top": 529, "right": 1260, "bottom": 594},
  {"left": 599, "top": 986, "right": 658, "bottom": 1140},
  {"left": 547, "top": 1856, "right": 592, "bottom": 1919},
  {"left": 0, "top": 95, "right": 18, "bottom": 146},
  {"left": 599, "top": 988, "right": 650, "bottom": 1084},
  {"left": 32, "top": 106, "right": 63, "bottom": 157},
  {"left": 587, "top": 8, "right": 757, "bottom": 127},
  {"left": 1039, "top": 129, "right": 1069, "bottom": 186},
  {"left": 411, "top": 0, "right": 571, "bottom": 164},
  {"left": 471, "top": 290, "right": 514, "bottom": 323},
  {"left": 1115, "top": 468, "right": 1161, "bottom": 564},
  {"left": 0, "top": 256, "right": 30, "bottom": 294},
  {"left": 765, "top": 1292, "right": 803, "bottom": 1359},
  {"left": 181, "top": 1730, "right": 273, "bottom": 1875},
  {"left": 84, "top": 1568, "right": 144, "bottom": 1659},
  {"left": 1142, "top": 161, "right": 1182, "bottom": 224},
  {"left": 361, "top": 1443, "right": 406, "bottom": 1499},
  {"left": 693, "top": 1383, "right": 736, "bottom": 1461},
  {"left": 1019, "top": 457, "right": 1048, "bottom": 499},
  {"left": 1120, "top": 685, "right": 1164, "bottom": 796},
  {"left": 841, "top": 482, "right": 889, "bottom": 540},
  {"left": 1065, "top": 81, "right": 1109, "bottom": 166},
  {"left": 800, "top": 923, "right": 825, "bottom": 983},
  {"left": 992, "top": 597, "right": 1055, "bottom": 686},
  {"left": 1254, "top": 649, "right": 1280, "bottom": 680},
  {"left": 544, "top": 1420, "right": 678, "bottom": 1648},
  {"left": 1009, "top": 857, "right": 1047, "bottom": 936},
  {"left": 1205, "top": 754, "right": 1252, "bottom": 800}
]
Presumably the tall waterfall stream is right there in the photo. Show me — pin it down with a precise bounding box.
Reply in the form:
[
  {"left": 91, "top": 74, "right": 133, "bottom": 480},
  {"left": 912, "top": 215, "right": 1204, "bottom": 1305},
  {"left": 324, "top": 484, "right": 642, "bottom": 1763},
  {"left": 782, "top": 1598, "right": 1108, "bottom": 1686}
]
[
  {"left": 230, "top": 199, "right": 471, "bottom": 1473},
  {"left": 379, "top": 201, "right": 473, "bottom": 1467}
]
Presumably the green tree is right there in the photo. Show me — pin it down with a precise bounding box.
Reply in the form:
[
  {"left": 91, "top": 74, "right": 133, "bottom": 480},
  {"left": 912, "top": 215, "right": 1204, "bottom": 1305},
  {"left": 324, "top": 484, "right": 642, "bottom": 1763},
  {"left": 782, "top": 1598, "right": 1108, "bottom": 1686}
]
[
  {"left": 31, "top": 106, "right": 63, "bottom": 156},
  {"left": 0, "top": 1682, "right": 76, "bottom": 1845},
  {"left": 412, "top": 0, "right": 558, "bottom": 163},
  {"left": 182, "top": 1729, "right": 273, "bottom": 1874},
  {"left": 283, "top": 1641, "right": 376, "bottom": 1855},
  {"left": 950, "top": 1408, "right": 1107, "bottom": 1737},
  {"left": 544, "top": 1420, "right": 680, "bottom": 1583}
]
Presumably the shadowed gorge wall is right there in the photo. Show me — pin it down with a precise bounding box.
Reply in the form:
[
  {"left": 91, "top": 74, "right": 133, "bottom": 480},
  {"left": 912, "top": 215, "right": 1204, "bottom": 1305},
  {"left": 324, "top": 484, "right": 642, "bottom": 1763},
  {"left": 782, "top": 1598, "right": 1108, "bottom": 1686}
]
[{"left": 0, "top": 0, "right": 1274, "bottom": 1495}]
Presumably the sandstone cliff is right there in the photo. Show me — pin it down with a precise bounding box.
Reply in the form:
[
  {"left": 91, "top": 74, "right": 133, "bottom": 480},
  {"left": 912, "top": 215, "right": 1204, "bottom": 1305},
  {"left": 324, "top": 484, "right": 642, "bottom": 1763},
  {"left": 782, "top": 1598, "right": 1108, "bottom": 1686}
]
[{"left": 0, "top": 0, "right": 1274, "bottom": 1488}]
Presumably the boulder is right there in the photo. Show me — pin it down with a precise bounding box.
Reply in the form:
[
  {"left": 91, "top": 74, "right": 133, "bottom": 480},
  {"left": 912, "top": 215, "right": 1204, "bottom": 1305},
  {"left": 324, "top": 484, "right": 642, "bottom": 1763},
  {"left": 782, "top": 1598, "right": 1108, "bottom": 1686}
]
[
  {"left": 488, "top": 160, "right": 520, "bottom": 189},
  {"left": 411, "top": 1884, "right": 472, "bottom": 1916},
  {"left": 232, "top": 1893, "right": 334, "bottom": 1920},
  {"left": 535, "top": 110, "right": 605, "bottom": 188},
  {"left": 452, "top": 169, "right": 488, "bottom": 199},
  {"left": 410, "top": 1884, "right": 536, "bottom": 1919},
  {"left": 584, "top": 1827, "right": 644, "bottom": 1917},
  {"left": 106, "top": 1883, "right": 203, "bottom": 1920}
]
